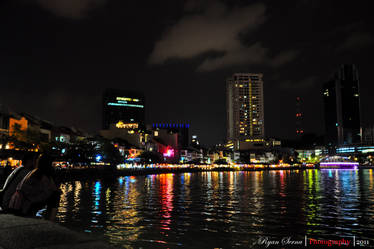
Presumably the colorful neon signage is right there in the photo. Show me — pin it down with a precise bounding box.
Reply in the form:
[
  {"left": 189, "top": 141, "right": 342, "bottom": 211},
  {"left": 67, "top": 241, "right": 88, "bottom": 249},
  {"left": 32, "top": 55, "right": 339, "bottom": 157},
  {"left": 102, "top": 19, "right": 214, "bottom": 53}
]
[
  {"left": 108, "top": 103, "right": 144, "bottom": 108},
  {"left": 163, "top": 147, "right": 175, "bottom": 158},
  {"left": 116, "top": 121, "right": 139, "bottom": 129},
  {"left": 116, "top": 97, "right": 140, "bottom": 102},
  {"left": 107, "top": 96, "right": 143, "bottom": 108}
]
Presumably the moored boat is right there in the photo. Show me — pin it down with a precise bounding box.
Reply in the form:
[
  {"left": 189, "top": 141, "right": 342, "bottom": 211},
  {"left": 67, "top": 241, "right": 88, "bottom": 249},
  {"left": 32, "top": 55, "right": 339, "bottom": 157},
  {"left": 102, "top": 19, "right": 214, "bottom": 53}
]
[{"left": 319, "top": 155, "right": 359, "bottom": 169}]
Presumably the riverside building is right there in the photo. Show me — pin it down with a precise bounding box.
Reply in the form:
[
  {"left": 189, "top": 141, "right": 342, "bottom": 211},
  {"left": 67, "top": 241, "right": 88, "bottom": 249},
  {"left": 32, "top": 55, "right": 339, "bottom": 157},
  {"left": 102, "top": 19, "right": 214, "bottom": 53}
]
[{"left": 226, "top": 73, "right": 265, "bottom": 150}]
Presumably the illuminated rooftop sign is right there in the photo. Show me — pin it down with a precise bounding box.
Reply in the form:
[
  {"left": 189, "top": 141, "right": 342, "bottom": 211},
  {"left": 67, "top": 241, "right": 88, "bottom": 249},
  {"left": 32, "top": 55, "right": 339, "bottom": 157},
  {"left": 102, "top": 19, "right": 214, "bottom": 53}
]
[
  {"left": 107, "top": 96, "right": 143, "bottom": 108},
  {"left": 163, "top": 147, "right": 175, "bottom": 158},
  {"left": 116, "top": 121, "right": 139, "bottom": 129},
  {"left": 245, "top": 139, "right": 264, "bottom": 142},
  {"left": 152, "top": 123, "right": 190, "bottom": 128},
  {"left": 116, "top": 97, "right": 140, "bottom": 102},
  {"left": 108, "top": 103, "right": 144, "bottom": 108}
]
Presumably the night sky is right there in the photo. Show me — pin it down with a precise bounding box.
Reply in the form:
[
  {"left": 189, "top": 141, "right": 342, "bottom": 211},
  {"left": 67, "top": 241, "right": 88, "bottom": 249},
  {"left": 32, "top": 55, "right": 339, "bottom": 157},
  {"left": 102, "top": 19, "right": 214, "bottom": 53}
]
[{"left": 1, "top": 0, "right": 373, "bottom": 146}]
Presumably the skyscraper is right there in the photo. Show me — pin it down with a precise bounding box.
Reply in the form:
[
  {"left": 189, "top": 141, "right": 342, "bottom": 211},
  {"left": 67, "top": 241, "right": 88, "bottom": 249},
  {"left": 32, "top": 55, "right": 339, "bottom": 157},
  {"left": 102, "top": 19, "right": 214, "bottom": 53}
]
[
  {"left": 102, "top": 89, "right": 145, "bottom": 130},
  {"left": 226, "top": 73, "right": 264, "bottom": 142},
  {"left": 323, "top": 64, "right": 361, "bottom": 145}
]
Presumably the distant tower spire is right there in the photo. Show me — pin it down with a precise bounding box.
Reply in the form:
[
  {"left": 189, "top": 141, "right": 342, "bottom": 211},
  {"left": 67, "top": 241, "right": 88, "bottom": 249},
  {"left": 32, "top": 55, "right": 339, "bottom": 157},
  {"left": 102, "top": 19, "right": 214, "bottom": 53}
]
[{"left": 296, "top": 97, "right": 303, "bottom": 137}]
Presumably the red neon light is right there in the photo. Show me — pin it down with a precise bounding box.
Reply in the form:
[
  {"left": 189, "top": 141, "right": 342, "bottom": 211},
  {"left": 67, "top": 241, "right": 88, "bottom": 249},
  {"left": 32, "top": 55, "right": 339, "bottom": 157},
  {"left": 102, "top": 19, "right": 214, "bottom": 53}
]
[
  {"left": 163, "top": 147, "right": 175, "bottom": 157},
  {"left": 129, "top": 149, "right": 137, "bottom": 158}
]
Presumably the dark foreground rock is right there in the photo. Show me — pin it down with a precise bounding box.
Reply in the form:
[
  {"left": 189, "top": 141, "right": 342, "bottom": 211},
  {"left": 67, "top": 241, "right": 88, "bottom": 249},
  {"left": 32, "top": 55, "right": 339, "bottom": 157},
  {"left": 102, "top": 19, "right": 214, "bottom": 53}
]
[{"left": 0, "top": 214, "right": 114, "bottom": 249}]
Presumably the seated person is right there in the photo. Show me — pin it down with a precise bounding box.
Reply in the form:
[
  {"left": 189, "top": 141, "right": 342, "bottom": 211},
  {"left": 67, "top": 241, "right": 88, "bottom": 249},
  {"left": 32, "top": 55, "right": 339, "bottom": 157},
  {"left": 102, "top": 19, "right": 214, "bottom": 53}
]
[
  {"left": 8, "top": 154, "right": 60, "bottom": 221},
  {"left": 0, "top": 153, "right": 37, "bottom": 212}
]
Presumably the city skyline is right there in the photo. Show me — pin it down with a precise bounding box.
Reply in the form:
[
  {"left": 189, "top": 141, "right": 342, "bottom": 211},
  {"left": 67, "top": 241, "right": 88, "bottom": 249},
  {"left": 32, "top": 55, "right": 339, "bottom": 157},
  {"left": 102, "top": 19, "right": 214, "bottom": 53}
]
[{"left": 1, "top": 0, "right": 373, "bottom": 145}]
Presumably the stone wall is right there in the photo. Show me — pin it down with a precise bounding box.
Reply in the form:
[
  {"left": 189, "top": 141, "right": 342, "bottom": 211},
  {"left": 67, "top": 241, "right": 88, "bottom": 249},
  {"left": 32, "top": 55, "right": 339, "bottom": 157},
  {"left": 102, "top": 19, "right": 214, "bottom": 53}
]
[{"left": 0, "top": 214, "right": 113, "bottom": 249}]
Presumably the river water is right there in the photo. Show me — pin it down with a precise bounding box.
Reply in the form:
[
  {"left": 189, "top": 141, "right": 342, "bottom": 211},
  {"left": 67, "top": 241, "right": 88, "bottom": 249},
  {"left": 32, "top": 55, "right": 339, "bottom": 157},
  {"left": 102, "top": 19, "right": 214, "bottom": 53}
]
[{"left": 55, "top": 169, "right": 374, "bottom": 248}]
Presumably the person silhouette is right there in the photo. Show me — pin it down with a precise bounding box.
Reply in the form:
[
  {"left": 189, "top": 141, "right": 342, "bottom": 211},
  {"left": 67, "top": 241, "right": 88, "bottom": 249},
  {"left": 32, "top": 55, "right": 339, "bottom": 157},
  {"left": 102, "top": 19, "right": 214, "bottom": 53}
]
[
  {"left": 9, "top": 154, "right": 61, "bottom": 221},
  {"left": 0, "top": 152, "right": 37, "bottom": 212}
]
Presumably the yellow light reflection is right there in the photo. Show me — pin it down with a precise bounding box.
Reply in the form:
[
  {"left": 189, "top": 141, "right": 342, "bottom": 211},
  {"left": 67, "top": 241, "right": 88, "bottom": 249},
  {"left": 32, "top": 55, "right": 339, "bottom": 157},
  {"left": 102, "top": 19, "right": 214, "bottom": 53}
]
[
  {"left": 305, "top": 169, "right": 321, "bottom": 232},
  {"left": 105, "top": 176, "right": 143, "bottom": 244},
  {"left": 73, "top": 181, "right": 82, "bottom": 214}
]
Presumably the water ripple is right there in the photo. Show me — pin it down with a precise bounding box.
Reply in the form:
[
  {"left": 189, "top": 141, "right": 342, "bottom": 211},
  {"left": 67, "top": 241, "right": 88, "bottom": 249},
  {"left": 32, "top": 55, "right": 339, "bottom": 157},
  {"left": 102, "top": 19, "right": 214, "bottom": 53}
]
[{"left": 55, "top": 170, "right": 374, "bottom": 248}]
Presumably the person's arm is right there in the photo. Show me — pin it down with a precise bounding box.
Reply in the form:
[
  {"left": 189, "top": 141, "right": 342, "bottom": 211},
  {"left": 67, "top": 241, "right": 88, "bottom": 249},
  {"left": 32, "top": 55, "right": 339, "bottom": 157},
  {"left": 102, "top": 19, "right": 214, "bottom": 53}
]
[
  {"left": 46, "top": 207, "right": 57, "bottom": 222},
  {"left": 1, "top": 167, "right": 23, "bottom": 191},
  {"left": 45, "top": 182, "right": 60, "bottom": 222},
  {"left": 0, "top": 190, "right": 3, "bottom": 211}
]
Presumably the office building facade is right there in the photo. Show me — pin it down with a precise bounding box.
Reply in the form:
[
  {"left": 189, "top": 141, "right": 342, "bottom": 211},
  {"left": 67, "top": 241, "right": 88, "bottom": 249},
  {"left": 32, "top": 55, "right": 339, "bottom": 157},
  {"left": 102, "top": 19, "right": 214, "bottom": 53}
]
[
  {"left": 363, "top": 126, "right": 374, "bottom": 145},
  {"left": 226, "top": 73, "right": 265, "bottom": 142},
  {"left": 102, "top": 89, "right": 145, "bottom": 130},
  {"left": 323, "top": 64, "right": 361, "bottom": 145}
]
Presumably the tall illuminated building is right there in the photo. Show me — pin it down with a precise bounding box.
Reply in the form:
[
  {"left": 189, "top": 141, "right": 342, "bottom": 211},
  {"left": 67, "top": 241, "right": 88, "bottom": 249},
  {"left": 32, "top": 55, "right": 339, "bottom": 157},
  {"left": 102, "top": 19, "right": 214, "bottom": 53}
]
[
  {"left": 323, "top": 64, "right": 361, "bottom": 145},
  {"left": 226, "top": 73, "right": 264, "bottom": 142},
  {"left": 102, "top": 89, "right": 145, "bottom": 130}
]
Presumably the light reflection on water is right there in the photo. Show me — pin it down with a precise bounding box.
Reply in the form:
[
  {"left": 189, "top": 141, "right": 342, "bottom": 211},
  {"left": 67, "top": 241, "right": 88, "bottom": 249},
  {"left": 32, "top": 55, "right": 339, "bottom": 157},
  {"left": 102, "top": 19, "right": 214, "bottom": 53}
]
[{"left": 56, "top": 170, "right": 374, "bottom": 248}]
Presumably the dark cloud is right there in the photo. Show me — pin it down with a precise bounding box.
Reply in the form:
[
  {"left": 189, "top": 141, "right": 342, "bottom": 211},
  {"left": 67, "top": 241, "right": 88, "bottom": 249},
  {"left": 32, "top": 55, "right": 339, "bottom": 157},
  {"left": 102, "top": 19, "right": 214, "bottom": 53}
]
[
  {"left": 1, "top": 0, "right": 373, "bottom": 144},
  {"left": 197, "top": 42, "right": 268, "bottom": 71},
  {"left": 35, "top": 0, "right": 107, "bottom": 19},
  {"left": 337, "top": 32, "right": 374, "bottom": 52},
  {"left": 148, "top": 2, "right": 266, "bottom": 68},
  {"left": 148, "top": 2, "right": 267, "bottom": 63},
  {"left": 149, "top": 1, "right": 298, "bottom": 71},
  {"left": 270, "top": 50, "right": 299, "bottom": 68}
]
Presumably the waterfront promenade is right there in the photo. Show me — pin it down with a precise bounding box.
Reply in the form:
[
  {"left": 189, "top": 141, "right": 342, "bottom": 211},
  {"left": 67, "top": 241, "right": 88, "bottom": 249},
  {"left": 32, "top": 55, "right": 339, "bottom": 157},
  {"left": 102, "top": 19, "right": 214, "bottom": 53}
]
[
  {"left": 0, "top": 214, "right": 114, "bottom": 249},
  {"left": 53, "top": 164, "right": 310, "bottom": 181},
  {"left": 3, "top": 163, "right": 374, "bottom": 185}
]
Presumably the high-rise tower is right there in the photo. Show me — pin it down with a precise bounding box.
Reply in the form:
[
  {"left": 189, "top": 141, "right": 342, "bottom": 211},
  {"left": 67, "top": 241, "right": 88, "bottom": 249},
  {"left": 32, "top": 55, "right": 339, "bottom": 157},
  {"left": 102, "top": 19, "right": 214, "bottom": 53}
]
[
  {"left": 322, "top": 64, "right": 361, "bottom": 145},
  {"left": 102, "top": 89, "right": 145, "bottom": 130},
  {"left": 226, "top": 73, "right": 264, "bottom": 142}
]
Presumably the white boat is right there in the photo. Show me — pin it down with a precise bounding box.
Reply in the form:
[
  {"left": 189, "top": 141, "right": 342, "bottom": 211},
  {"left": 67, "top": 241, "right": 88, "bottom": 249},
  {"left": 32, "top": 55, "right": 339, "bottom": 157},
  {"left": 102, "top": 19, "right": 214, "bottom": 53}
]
[{"left": 319, "top": 155, "right": 359, "bottom": 169}]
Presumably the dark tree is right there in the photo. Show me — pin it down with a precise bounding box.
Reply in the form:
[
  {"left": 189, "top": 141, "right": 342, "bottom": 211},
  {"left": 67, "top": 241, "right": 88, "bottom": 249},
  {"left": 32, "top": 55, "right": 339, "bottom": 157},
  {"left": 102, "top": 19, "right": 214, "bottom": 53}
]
[{"left": 139, "top": 151, "right": 163, "bottom": 164}]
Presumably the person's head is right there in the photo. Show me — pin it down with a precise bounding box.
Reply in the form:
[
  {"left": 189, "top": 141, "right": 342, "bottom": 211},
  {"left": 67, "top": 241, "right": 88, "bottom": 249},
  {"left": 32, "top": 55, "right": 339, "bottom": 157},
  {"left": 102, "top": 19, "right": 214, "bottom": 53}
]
[
  {"left": 35, "top": 154, "right": 55, "bottom": 177},
  {"left": 22, "top": 152, "right": 38, "bottom": 170}
]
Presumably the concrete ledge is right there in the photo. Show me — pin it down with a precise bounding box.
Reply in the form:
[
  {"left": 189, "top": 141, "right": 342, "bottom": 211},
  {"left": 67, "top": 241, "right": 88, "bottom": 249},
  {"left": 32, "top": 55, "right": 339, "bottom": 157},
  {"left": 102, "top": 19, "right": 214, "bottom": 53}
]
[{"left": 0, "top": 214, "right": 114, "bottom": 249}]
